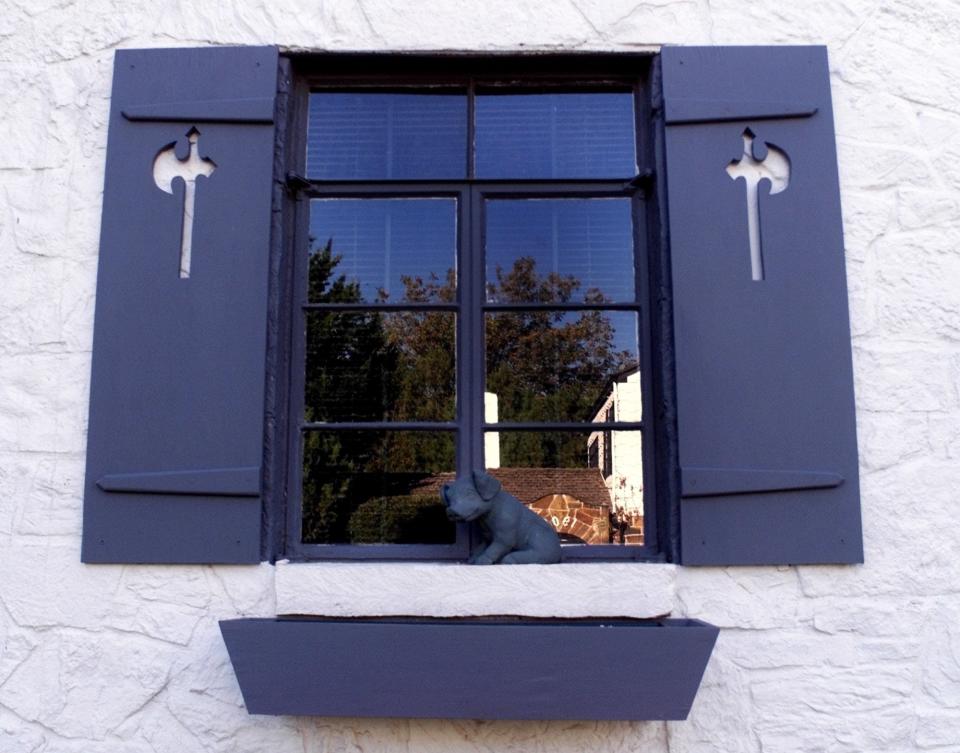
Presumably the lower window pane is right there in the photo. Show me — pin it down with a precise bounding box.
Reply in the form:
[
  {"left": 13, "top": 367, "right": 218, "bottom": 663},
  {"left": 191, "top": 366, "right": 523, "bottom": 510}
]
[
  {"left": 486, "top": 430, "right": 644, "bottom": 546},
  {"left": 302, "top": 431, "right": 456, "bottom": 545}
]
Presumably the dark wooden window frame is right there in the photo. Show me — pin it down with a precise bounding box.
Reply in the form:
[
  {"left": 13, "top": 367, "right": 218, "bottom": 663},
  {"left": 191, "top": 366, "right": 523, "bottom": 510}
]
[{"left": 271, "top": 54, "right": 675, "bottom": 563}]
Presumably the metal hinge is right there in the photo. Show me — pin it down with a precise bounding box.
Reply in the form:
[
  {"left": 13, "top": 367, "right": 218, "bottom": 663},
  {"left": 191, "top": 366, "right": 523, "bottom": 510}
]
[
  {"left": 284, "top": 171, "right": 311, "bottom": 195},
  {"left": 626, "top": 168, "right": 655, "bottom": 195}
]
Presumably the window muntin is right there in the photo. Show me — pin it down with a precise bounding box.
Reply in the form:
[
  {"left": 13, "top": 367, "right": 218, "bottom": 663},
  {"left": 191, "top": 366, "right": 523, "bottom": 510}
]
[{"left": 290, "top": 72, "right": 654, "bottom": 560}]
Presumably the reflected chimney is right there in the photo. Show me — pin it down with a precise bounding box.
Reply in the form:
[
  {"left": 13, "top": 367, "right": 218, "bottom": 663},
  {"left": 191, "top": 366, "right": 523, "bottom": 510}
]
[{"left": 484, "top": 391, "right": 500, "bottom": 469}]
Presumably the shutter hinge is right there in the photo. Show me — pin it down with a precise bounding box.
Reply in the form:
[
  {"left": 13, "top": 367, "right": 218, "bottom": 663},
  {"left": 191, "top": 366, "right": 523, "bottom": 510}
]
[
  {"left": 627, "top": 169, "right": 655, "bottom": 195},
  {"left": 284, "top": 171, "right": 311, "bottom": 195}
]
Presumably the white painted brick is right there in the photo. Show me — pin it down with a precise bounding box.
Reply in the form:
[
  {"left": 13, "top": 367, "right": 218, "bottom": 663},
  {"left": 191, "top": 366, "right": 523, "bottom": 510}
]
[
  {"left": 874, "top": 231, "right": 960, "bottom": 342},
  {"left": 674, "top": 566, "right": 806, "bottom": 629},
  {"left": 916, "top": 713, "right": 960, "bottom": 749},
  {"left": 853, "top": 346, "right": 956, "bottom": 413},
  {"left": 0, "top": 707, "right": 47, "bottom": 753},
  {"left": 9, "top": 453, "right": 85, "bottom": 537},
  {"left": 0, "top": 629, "right": 177, "bottom": 740},
  {"left": 858, "top": 411, "right": 930, "bottom": 471},
  {"left": 919, "top": 603, "right": 960, "bottom": 712}
]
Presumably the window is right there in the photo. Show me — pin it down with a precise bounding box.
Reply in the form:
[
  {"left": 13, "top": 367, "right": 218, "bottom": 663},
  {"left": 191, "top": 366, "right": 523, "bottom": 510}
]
[
  {"left": 285, "top": 57, "right": 658, "bottom": 560},
  {"left": 83, "top": 45, "right": 862, "bottom": 567}
]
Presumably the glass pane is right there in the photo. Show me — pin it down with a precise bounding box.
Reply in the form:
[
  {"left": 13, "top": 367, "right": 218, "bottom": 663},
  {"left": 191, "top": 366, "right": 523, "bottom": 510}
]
[
  {"left": 302, "top": 431, "right": 456, "bottom": 544},
  {"left": 305, "top": 311, "right": 455, "bottom": 422},
  {"left": 485, "top": 199, "right": 635, "bottom": 303},
  {"left": 485, "top": 430, "right": 644, "bottom": 545},
  {"left": 309, "top": 199, "right": 457, "bottom": 303},
  {"left": 307, "top": 92, "right": 467, "bottom": 179},
  {"left": 476, "top": 92, "right": 636, "bottom": 178},
  {"left": 486, "top": 311, "right": 640, "bottom": 422}
]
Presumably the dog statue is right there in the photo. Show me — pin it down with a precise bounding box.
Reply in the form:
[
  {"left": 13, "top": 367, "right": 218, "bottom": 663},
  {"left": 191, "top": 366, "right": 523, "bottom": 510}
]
[{"left": 441, "top": 471, "right": 562, "bottom": 565}]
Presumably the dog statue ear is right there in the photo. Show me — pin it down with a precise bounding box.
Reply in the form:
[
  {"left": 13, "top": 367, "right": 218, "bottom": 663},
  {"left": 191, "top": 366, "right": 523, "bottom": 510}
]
[{"left": 472, "top": 470, "right": 502, "bottom": 501}]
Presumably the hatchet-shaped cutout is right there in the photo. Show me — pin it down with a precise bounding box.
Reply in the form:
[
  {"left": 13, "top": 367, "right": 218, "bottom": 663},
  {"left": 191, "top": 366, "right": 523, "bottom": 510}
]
[
  {"left": 153, "top": 127, "right": 217, "bottom": 279},
  {"left": 726, "top": 128, "right": 790, "bottom": 281}
]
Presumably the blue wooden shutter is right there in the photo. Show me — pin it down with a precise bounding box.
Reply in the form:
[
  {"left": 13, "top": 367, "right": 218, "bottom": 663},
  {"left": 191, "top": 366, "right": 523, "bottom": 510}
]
[
  {"left": 660, "top": 46, "right": 863, "bottom": 565},
  {"left": 82, "top": 47, "right": 278, "bottom": 563}
]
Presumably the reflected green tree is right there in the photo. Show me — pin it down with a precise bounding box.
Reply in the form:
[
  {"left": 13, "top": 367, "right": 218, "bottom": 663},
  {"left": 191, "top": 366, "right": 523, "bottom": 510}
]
[{"left": 302, "top": 244, "right": 453, "bottom": 544}]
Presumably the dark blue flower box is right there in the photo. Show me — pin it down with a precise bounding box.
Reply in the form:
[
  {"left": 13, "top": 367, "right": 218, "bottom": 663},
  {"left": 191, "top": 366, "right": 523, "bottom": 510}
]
[{"left": 220, "top": 617, "right": 718, "bottom": 720}]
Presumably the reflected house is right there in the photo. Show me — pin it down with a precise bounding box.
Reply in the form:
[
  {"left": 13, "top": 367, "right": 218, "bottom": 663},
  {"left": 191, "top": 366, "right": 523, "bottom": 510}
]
[
  {"left": 411, "top": 468, "right": 613, "bottom": 545},
  {"left": 412, "top": 383, "right": 645, "bottom": 547},
  {"left": 587, "top": 366, "right": 644, "bottom": 545}
]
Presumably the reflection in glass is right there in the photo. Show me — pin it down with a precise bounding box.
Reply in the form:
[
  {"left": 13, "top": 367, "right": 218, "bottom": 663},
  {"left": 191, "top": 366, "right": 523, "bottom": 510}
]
[
  {"left": 485, "top": 430, "right": 643, "bottom": 545},
  {"left": 486, "top": 310, "right": 639, "bottom": 422},
  {"left": 305, "top": 311, "right": 455, "bottom": 422},
  {"left": 307, "top": 92, "right": 467, "bottom": 179},
  {"left": 476, "top": 92, "right": 636, "bottom": 178},
  {"left": 309, "top": 199, "right": 456, "bottom": 303},
  {"left": 302, "top": 431, "right": 456, "bottom": 544},
  {"left": 485, "top": 199, "right": 635, "bottom": 303}
]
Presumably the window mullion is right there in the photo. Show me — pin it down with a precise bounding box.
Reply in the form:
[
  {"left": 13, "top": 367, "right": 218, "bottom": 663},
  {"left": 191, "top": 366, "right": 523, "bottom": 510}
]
[{"left": 457, "top": 186, "right": 486, "bottom": 474}]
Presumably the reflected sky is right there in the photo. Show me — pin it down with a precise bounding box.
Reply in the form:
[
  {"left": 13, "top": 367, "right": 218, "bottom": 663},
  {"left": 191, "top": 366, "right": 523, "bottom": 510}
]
[
  {"left": 475, "top": 92, "right": 636, "bottom": 178},
  {"left": 485, "top": 198, "right": 635, "bottom": 304},
  {"left": 307, "top": 92, "right": 467, "bottom": 179},
  {"left": 309, "top": 198, "right": 457, "bottom": 303}
]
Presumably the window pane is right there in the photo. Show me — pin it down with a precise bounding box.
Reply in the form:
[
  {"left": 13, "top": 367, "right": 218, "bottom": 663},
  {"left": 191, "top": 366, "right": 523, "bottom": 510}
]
[
  {"left": 305, "top": 311, "right": 455, "bottom": 422},
  {"left": 307, "top": 92, "right": 467, "bottom": 179},
  {"left": 485, "top": 199, "right": 635, "bottom": 303},
  {"left": 302, "top": 431, "right": 456, "bottom": 544},
  {"left": 476, "top": 92, "right": 636, "bottom": 178},
  {"left": 485, "top": 311, "right": 640, "bottom": 422},
  {"left": 485, "top": 430, "right": 644, "bottom": 545},
  {"left": 309, "top": 199, "right": 457, "bottom": 303}
]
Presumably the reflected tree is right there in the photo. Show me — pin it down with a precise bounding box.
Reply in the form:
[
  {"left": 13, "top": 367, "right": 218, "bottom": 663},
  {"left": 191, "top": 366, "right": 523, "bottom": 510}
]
[{"left": 302, "top": 247, "right": 633, "bottom": 543}]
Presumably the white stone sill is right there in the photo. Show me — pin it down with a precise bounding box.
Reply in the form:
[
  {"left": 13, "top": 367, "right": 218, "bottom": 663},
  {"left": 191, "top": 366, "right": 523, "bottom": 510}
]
[{"left": 275, "top": 561, "right": 676, "bottom": 619}]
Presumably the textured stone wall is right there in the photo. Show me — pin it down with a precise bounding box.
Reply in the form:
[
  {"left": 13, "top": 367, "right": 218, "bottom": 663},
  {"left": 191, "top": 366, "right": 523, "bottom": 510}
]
[{"left": 2, "top": 1, "right": 959, "bottom": 751}]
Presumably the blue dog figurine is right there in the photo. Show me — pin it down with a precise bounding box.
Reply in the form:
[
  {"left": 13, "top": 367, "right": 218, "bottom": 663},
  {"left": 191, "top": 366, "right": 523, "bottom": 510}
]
[{"left": 441, "top": 471, "right": 562, "bottom": 565}]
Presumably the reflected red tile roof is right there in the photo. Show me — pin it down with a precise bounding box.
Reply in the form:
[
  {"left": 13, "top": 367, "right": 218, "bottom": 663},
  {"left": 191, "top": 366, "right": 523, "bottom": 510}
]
[{"left": 413, "top": 467, "right": 612, "bottom": 509}]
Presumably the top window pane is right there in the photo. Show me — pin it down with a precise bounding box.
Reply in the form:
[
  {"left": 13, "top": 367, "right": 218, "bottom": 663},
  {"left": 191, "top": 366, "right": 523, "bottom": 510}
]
[
  {"left": 475, "top": 92, "right": 636, "bottom": 178},
  {"left": 307, "top": 92, "right": 468, "bottom": 179}
]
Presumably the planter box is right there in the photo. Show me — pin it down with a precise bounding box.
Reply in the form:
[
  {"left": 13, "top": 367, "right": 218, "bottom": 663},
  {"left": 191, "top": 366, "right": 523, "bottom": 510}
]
[{"left": 220, "top": 617, "right": 718, "bottom": 720}]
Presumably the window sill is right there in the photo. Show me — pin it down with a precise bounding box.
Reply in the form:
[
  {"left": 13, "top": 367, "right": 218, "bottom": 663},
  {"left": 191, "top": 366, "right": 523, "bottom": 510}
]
[{"left": 274, "top": 560, "right": 676, "bottom": 619}]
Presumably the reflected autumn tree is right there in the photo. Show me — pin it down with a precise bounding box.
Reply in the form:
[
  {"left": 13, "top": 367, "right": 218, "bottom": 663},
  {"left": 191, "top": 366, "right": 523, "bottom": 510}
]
[{"left": 484, "top": 258, "right": 635, "bottom": 467}]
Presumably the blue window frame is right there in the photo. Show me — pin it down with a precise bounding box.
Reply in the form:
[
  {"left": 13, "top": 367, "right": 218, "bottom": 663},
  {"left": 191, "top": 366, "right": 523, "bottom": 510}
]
[{"left": 282, "top": 58, "right": 660, "bottom": 561}]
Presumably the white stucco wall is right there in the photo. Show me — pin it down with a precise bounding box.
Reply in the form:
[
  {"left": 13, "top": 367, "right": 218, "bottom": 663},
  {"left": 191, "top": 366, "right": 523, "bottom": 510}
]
[{"left": 2, "top": 1, "right": 959, "bottom": 751}]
